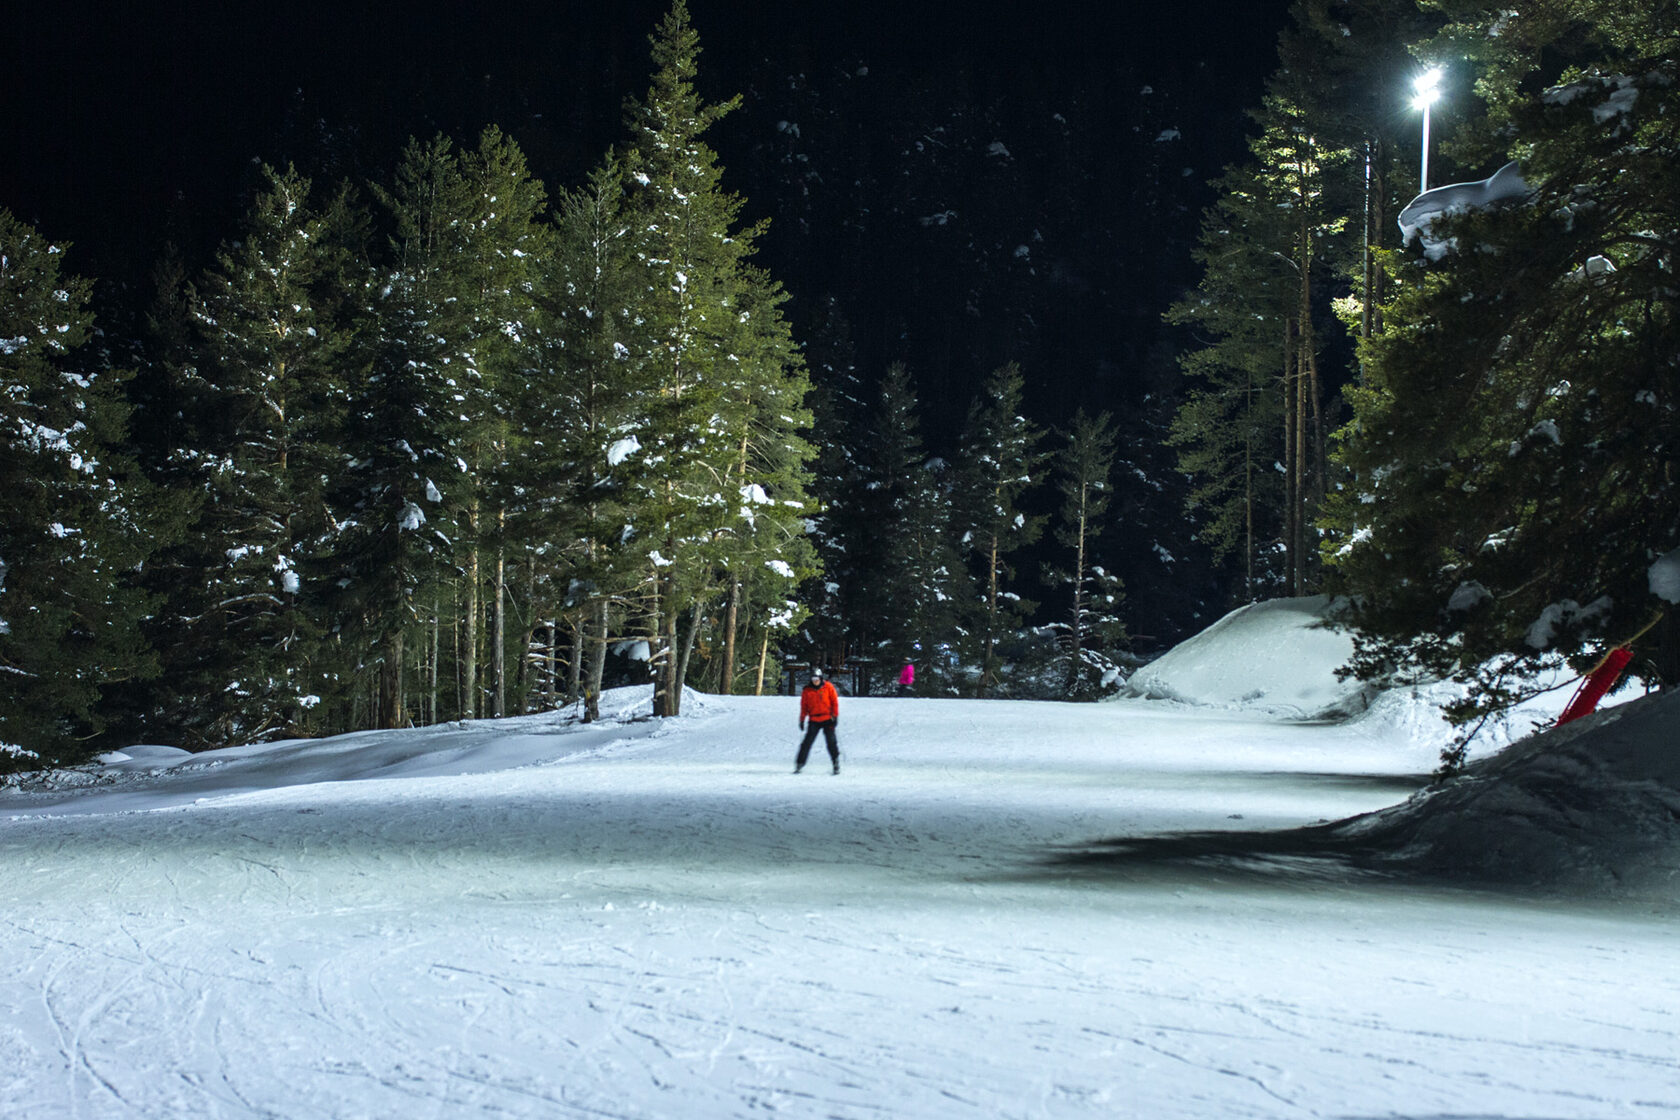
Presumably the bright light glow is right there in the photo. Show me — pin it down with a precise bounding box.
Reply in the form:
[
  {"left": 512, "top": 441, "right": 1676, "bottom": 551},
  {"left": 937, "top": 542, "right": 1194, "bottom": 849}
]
[{"left": 1411, "top": 67, "right": 1444, "bottom": 110}]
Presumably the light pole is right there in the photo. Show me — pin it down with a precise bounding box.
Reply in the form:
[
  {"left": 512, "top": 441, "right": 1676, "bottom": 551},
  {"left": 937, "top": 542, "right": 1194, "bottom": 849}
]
[{"left": 1412, "top": 67, "right": 1444, "bottom": 191}]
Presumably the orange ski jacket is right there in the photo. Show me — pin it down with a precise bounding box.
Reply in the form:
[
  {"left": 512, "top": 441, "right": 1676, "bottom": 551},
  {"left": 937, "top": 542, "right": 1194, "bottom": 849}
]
[{"left": 800, "top": 680, "right": 839, "bottom": 724}]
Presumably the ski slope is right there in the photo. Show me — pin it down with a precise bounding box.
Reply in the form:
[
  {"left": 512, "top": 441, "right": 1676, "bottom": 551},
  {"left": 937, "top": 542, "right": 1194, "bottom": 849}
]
[{"left": 3, "top": 644, "right": 1677, "bottom": 1117}]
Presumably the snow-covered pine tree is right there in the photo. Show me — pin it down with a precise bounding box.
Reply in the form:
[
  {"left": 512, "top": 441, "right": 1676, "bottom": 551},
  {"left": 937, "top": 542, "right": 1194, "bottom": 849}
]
[
  {"left": 833, "top": 362, "right": 958, "bottom": 688},
  {"left": 184, "top": 164, "right": 354, "bottom": 740},
  {"left": 524, "top": 153, "right": 653, "bottom": 719},
  {"left": 1275, "top": 0, "right": 1443, "bottom": 341},
  {"left": 1169, "top": 47, "right": 1363, "bottom": 601},
  {"left": 454, "top": 127, "right": 548, "bottom": 720},
  {"left": 0, "top": 212, "right": 160, "bottom": 768},
  {"left": 1045, "top": 408, "right": 1126, "bottom": 699},
  {"left": 621, "top": 1, "right": 812, "bottom": 716},
  {"left": 951, "top": 362, "right": 1047, "bottom": 695},
  {"left": 1165, "top": 162, "right": 1294, "bottom": 601},
  {"left": 700, "top": 262, "right": 815, "bottom": 695},
  {"left": 796, "top": 295, "right": 869, "bottom": 670},
  {"left": 328, "top": 135, "right": 478, "bottom": 730}
]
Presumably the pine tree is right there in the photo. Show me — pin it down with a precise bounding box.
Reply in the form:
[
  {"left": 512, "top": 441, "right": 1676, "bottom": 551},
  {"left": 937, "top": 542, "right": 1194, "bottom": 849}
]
[
  {"left": 454, "top": 127, "right": 549, "bottom": 720},
  {"left": 0, "top": 212, "right": 160, "bottom": 768},
  {"left": 798, "top": 296, "right": 869, "bottom": 669},
  {"left": 523, "top": 153, "right": 648, "bottom": 719},
  {"left": 185, "top": 164, "right": 354, "bottom": 740},
  {"left": 1166, "top": 163, "right": 1294, "bottom": 598},
  {"left": 1276, "top": 0, "right": 1443, "bottom": 339},
  {"left": 702, "top": 262, "right": 815, "bottom": 695},
  {"left": 1324, "top": 8, "right": 1680, "bottom": 744},
  {"left": 1046, "top": 409, "right": 1126, "bottom": 698},
  {"left": 1169, "top": 89, "right": 1354, "bottom": 600},
  {"left": 835, "top": 363, "right": 961, "bottom": 684},
  {"left": 621, "top": 1, "right": 814, "bottom": 716},
  {"left": 330, "top": 135, "right": 478, "bottom": 729},
  {"left": 951, "top": 362, "right": 1047, "bottom": 695}
]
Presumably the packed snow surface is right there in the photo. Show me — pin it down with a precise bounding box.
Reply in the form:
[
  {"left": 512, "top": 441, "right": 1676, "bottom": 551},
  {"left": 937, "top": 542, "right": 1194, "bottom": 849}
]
[{"left": 4, "top": 612, "right": 1678, "bottom": 1118}]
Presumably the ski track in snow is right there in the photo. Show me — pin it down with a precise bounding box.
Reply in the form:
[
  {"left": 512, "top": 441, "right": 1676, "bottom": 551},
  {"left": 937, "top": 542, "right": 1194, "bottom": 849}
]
[{"left": 2, "top": 693, "right": 1678, "bottom": 1119}]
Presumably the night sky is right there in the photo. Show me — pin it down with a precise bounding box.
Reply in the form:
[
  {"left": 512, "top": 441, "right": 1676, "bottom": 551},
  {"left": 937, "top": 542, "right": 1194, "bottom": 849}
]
[{"left": 5, "top": 1, "right": 1289, "bottom": 287}]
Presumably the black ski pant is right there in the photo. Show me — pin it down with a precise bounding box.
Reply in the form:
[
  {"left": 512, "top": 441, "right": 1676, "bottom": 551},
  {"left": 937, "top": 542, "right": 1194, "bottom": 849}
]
[{"left": 796, "top": 720, "right": 839, "bottom": 768}]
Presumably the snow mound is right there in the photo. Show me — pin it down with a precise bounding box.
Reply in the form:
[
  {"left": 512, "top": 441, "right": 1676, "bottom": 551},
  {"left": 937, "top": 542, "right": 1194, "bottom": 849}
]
[
  {"left": 1339, "top": 687, "right": 1680, "bottom": 896},
  {"left": 1123, "top": 596, "right": 1371, "bottom": 719}
]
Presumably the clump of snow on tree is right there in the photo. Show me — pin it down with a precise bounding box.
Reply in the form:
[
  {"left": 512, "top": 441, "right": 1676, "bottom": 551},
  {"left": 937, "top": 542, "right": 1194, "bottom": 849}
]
[
  {"left": 1397, "top": 161, "right": 1531, "bottom": 260},
  {"left": 1650, "top": 547, "right": 1680, "bottom": 604}
]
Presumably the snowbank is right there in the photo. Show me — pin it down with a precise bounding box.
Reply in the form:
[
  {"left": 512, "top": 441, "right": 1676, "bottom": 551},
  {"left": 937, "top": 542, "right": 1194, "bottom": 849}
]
[
  {"left": 1338, "top": 687, "right": 1680, "bottom": 896},
  {"left": 1123, "top": 596, "right": 1371, "bottom": 719},
  {"left": 1120, "top": 596, "right": 1592, "bottom": 756}
]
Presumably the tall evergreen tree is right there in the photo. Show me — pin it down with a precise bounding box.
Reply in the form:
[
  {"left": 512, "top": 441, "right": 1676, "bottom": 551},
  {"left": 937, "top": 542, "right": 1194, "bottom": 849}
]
[
  {"left": 524, "top": 153, "right": 648, "bottom": 719},
  {"left": 1276, "top": 0, "right": 1444, "bottom": 340},
  {"left": 835, "top": 363, "right": 961, "bottom": 683},
  {"left": 702, "top": 262, "right": 816, "bottom": 694},
  {"left": 1169, "top": 90, "right": 1354, "bottom": 600},
  {"left": 620, "top": 1, "right": 814, "bottom": 716},
  {"left": 454, "top": 127, "right": 549, "bottom": 720},
  {"left": 184, "top": 164, "right": 354, "bottom": 740},
  {"left": 951, "top": 362, "right": 1047, "bottom": 694},
  {"left": 798, "top": 296, "right": 869, "bottom": 668},
  {"left": 329, "top": 134, "right": 478, "bottom": 729},
  {"left": 1046, "top": 409, "right": 1126, "bottom": 698},
  {"left": 1166, "top": 163, "right": 1294, "bottom": 599},
  {"left": 0, "top": 213, "right": 160, "bottom": 767}
]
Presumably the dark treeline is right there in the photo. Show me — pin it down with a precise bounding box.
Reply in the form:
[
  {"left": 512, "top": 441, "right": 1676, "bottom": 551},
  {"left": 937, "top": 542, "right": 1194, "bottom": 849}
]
[
  {"left": 2, "top": 3, "right": 1136, "bottom": 769},
  {"left": 3, "top": 5, "right": 823, "bottom": 764}
]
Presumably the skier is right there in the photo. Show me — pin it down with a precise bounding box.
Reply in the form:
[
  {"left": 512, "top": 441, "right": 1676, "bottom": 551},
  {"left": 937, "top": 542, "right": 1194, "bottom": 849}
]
[
  {"left": 897, "top": 661, "right": 915, "bottom": 695},
  {"left": 796, "top": 667, "right": 841, "bottom": 774}
]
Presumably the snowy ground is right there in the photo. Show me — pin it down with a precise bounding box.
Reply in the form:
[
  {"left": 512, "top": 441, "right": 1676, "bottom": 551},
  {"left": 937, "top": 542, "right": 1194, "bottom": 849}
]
[{"left": 4, "top": 619, "right": 1678, "bottom": 1117}]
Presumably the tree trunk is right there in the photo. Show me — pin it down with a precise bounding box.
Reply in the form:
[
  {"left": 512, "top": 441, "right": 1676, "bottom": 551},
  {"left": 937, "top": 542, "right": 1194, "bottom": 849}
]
[
  {"left": 674, "top": 600, "right": 704, "bottom": 704},
  {"left": 1294, "top": 345, "right": 1309, "bottom": 597},
  {"left": 569, "top": 614, "right": 584, "bottom": 706},
  {"left": 982, "top": 532, "right": 1001, "bottom": 695},
  {"left": 428, "top": 604, "right": 439, "bottom": 725},
  {"left": 652, "top": 564, "right": 679, "bottom": 718},
  {"left": 379, "top": 629, "right": 404, "bottom": 730},
  {"left": 492, "top": 545, "right": 506, "bottom": 718},
  {"left": 1244, "top": 366, "right": 1256, "bottom": 601},
  {"left": 658, "top": 607, "right": 680, "bottom": 717},
  {"left": 1067, "top": 493, "right": 1087, "bottom": 694},
  {"left": 463, "top": 535, "right": 480, "bottom": 720},
  {"left": 755, "top": 627, "right": 770, "bottom": 696},
  {"left": 584, "top": 600, "right": 609, "bottom": 723},
  {"left": 1283, "top": 318, "right": 1299, "bottom": 596},
  {"left": 721, "top": 579, "right": 741, "bottom": 695}
]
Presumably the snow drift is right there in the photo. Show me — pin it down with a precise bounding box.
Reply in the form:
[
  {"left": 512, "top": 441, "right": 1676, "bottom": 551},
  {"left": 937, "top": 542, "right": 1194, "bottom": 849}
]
[{"left": 1122, "top": 595, "right": 1370, "bottom": 718}]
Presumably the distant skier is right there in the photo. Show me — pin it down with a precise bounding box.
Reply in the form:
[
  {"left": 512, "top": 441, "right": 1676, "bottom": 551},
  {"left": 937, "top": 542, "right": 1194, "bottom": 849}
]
[
  {"left": 796, "top": 667, "right": 841, "bottom": 774},
  {"left": 897, "top": 661, "right": 915, "bottom": 695}
]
